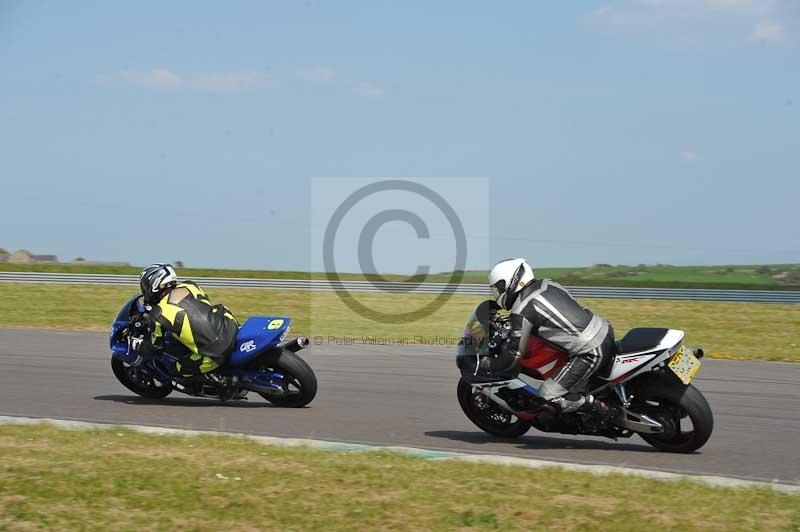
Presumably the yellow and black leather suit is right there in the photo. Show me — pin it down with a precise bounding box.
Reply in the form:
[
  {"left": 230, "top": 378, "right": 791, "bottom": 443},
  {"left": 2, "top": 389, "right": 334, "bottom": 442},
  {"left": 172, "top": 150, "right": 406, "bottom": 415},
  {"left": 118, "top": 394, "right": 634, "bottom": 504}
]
[{"left": 148, "top": 281, "right": 239, "bottom": 375}]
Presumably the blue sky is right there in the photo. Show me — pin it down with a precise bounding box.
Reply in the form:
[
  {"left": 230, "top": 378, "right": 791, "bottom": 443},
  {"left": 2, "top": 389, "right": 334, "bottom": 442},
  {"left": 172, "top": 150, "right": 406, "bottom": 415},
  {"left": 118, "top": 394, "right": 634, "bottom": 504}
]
[{"left": 1, "top": 0, "right": 798, "bottom": 272}]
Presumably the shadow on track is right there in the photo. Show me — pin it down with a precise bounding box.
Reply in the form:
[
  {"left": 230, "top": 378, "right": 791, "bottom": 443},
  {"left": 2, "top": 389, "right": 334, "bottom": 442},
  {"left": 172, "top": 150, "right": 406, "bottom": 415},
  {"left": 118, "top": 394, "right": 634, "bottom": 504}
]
[
  {"left": 424, "top": 430, "right": 656, "bottom": 453},
  {"left": 93, "top": 394, "right": 276, "bottom": 409}
]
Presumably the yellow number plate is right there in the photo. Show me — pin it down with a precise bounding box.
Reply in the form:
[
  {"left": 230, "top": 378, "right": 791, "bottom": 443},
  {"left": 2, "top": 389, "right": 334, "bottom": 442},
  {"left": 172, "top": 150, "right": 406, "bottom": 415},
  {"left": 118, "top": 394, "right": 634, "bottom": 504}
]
[
  {"left": 267, "top": 319, "right": 285, "bottom": 330},
  {"left": 668, "top": 347, "right": 701, "bottom": 385}
]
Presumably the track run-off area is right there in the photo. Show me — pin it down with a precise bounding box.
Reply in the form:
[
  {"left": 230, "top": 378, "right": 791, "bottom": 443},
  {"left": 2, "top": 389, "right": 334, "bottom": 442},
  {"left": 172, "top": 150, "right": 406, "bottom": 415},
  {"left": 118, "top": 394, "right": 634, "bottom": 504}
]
[{"left": 1, "top": 328, "right": 798, "bottom": 485}]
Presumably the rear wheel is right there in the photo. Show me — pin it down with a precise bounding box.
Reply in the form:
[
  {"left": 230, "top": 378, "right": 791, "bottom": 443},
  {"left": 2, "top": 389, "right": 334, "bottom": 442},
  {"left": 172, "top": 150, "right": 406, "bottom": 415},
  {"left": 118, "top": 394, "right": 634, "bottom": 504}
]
[
  {"left": 111, "top": 358, "right": 172, "bottom": 399},
  {"left": 457, "top": 379, "right": 530, "bottom": 438},
  {"left": 254, "top": 350, "right": 317, "bottom": 408},
  {"left": 633, "top": 379, "right": 713, "bottom": 453}
]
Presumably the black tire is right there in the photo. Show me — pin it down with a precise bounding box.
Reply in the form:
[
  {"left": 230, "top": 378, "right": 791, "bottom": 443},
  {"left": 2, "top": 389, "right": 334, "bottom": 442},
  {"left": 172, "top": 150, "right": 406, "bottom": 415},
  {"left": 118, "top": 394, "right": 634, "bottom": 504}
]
[
  {"left": 254, "top": 350, "right": 317, "bottom": 408},
  {"left": 111, "top": 358, "right": 172, "bottom": 399},
  {"left": 634, "top": 379, "right": 713, "bottom": 453},
  {"left": 457, "top": 378, "right": 530, "bottom": 438}
]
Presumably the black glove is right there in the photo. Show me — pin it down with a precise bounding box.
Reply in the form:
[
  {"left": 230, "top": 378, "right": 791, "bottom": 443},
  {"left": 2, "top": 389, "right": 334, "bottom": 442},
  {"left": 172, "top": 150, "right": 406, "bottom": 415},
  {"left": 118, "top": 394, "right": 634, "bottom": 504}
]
[
  {"left": 127, "top": 313, "right": 155, "bottom": 357},
  {"left": 482, "top": 341, "right": 519, "bottom": 377},
  {"left": 129, "top": 312, "right": 151, "bottom": 337},
  {"left": 475, "top": 300, "right": 501, "bottom": 329}
]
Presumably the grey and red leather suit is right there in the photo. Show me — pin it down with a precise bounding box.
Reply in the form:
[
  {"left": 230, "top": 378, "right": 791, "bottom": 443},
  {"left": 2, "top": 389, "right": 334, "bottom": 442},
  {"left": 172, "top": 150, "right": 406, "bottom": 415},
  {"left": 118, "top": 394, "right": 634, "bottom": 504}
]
[{"left": 505, "top": 279, "right": 615, "bottom": 400}]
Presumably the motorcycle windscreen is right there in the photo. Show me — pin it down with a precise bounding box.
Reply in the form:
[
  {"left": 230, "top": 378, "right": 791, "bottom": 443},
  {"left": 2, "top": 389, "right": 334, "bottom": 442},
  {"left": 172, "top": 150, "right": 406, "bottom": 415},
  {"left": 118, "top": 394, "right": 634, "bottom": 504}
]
[
  {"left": 113, "top": 294, "right": 143, "bottom": 323},
  {"left": 460, "top": 300, "right": 500, "bottom": 346},
  {"left": 456, "top": 338, "right": 481, "bottom": 375},
  {"left": 457, "top": 300, "right": 502, "bottom": 377},
  {"left": 110, "top": 293, "right": 143, "bottom": 351}
]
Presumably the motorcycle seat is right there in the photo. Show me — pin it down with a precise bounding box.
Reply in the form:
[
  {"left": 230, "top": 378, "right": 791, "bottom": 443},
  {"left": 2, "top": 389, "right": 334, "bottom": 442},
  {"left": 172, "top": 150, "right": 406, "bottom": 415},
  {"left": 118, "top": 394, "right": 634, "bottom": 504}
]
[{"left": 615, "top": 328, "right": 671, "bottom": 354}]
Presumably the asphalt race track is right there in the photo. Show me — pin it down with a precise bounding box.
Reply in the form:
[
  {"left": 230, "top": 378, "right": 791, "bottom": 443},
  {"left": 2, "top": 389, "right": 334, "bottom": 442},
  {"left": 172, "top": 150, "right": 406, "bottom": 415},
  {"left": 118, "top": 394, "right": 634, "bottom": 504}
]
[{"left": 1, "top": 328, "right": 798, "bottom": 485}]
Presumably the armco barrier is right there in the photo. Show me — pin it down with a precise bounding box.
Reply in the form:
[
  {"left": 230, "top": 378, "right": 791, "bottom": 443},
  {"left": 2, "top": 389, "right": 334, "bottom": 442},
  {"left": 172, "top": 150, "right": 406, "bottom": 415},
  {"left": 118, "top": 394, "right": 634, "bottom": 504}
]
[{"left": 1, "top": 272, "right": 798, "bottom": 303}]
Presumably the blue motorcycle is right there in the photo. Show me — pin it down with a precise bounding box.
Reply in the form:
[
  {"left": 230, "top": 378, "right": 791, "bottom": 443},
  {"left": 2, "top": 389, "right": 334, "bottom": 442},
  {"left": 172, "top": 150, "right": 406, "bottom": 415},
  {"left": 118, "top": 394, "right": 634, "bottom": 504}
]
[{"left": 109, "top": 294, "right": 317, "bottom": 407}]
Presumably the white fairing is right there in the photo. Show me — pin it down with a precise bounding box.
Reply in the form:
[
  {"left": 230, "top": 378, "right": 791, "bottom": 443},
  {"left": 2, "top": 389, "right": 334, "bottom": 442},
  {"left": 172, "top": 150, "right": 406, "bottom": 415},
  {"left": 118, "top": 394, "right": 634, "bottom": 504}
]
[
  {"left": 470, "top": 378, "right": 529, "bottom": 391},
  {"left": 606, "top": 329, "right": 685, "bottom": 381}
]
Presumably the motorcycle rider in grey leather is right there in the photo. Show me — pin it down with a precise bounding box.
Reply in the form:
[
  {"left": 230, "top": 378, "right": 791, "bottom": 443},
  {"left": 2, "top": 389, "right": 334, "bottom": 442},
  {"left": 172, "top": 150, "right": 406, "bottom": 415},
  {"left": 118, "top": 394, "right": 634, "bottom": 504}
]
[{"left": 504, "top": 278, "right": 615, "bottom": 413}]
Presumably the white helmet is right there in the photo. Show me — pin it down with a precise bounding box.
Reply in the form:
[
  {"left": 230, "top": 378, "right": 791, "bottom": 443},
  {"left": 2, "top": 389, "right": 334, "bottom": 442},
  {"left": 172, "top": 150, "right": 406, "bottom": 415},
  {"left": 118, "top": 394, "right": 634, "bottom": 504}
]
[{"left": 488, "top": 258, "right": 535, "bottom": 310}]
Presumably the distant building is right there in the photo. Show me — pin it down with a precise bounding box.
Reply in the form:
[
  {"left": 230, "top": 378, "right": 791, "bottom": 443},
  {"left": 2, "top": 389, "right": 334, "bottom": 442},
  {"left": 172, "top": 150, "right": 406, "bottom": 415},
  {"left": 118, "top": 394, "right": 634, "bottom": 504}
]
[
  {"left": 0, "top": 253, "right": 8, "bottom": 263},
  {"left": 7, "top": 250, "right": 59, "bottom": 264},
  {"left": 8, "top": 250, "right": 34, "bottom": 263}
]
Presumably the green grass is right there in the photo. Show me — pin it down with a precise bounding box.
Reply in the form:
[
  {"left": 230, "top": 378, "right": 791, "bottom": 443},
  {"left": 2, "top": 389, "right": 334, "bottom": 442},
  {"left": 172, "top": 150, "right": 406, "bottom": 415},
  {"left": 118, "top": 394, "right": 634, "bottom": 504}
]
[
  {"left": 1, "top": 424, "right": 798, "bottom": 531},
  {"left": 2, "top": 262, "right": 799, "bottom": 289},
  {"left": 0, "top": 283, "right": 798, "bottom": 362}
]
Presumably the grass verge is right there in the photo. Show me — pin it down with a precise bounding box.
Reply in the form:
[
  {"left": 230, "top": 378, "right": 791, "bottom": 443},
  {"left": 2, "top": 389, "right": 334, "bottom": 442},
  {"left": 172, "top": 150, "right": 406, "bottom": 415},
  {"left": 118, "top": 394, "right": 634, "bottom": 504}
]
[
  {"left": 0, "top": 283, "right": 798, "bottom": 361},
  {"left": 1, "top": 423, "right": 798, "bottom": 531}
]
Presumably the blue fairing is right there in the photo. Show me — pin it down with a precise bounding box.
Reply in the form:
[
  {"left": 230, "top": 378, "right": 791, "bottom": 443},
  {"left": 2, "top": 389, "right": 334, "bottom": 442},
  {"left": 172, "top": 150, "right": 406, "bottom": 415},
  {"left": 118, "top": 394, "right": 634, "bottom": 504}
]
[
  {"left": 110, "top": 294, "right": 141, "bottom": 354},
  {"left": 230, "top": 316, "right": 292, "bottom": 367}
]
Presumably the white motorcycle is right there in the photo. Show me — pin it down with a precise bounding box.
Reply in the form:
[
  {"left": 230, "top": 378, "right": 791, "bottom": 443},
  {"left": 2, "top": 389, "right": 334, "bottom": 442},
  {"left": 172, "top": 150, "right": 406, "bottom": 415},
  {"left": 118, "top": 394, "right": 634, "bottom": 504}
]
[{"left": 456, "top": 303, "right": 713, "bottom": 453}]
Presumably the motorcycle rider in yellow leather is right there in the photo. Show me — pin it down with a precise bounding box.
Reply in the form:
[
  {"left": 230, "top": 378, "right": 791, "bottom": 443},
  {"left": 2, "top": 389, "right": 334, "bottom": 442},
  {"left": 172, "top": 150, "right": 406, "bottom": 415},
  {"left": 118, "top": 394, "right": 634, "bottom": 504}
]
[{"left": 129, "top": 263, "right": 239, "bottom": 395}]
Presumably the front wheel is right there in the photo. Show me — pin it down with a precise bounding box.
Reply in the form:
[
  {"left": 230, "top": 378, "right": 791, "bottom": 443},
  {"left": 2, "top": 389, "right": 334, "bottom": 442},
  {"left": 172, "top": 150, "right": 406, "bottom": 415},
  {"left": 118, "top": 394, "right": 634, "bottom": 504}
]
[
  {"left": 632, "top": 379, "right": 713, "bottom": 453},
  {"left": 111, "top": 358, "right": 173, "bottom": 399},
  {"left": 457, "top": 379, "right": 530, "bottom": 438},
  {"left": 254, "top": 350, "right": 317, "bottom": 408}
]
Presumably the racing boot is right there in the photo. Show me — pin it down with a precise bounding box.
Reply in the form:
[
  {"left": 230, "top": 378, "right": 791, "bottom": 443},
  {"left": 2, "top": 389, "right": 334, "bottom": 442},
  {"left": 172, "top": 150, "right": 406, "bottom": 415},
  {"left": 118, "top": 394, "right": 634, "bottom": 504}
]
[
  {"left": 577, "top": 395, "right": 611, "bottom": 421},
  {"left": 212, "top": 375, "right": 247, "bottom": 401},
  {"left": 169, "top": 359, "right": 206, "bottom": 395},
  {"left": 576, "top": 395, "right": 614, "bottom": 432},
  {"left": 539, "top": 379, "right": 586, "bottom": 413},
  {"left": 217, "top": 375, "right": 240, "bottom": 401},
  {"left": 171, "top": 375, "right": 204, "bottom": 395},
  {"left": 177, "top": 368, "right": 207, "bottom": 396},
  {"left": 539, "top": 379, "right": 609, "bottom": 416},
  {"left": 186, "top": 374, "right": 205, "bottom": 396}
]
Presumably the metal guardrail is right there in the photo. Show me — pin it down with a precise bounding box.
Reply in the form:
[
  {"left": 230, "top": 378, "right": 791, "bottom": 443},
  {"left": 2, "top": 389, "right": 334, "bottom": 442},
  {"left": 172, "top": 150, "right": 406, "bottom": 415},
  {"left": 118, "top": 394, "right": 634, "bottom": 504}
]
[{"left": 1, "top": 271, "right": 799, "bottom": 303}]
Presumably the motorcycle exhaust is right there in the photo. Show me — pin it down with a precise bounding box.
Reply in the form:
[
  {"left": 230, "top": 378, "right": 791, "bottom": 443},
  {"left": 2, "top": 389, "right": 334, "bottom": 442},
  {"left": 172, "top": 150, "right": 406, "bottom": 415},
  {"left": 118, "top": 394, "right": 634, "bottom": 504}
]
[
  {"left": 617, "top": 408, "right": 664, "bottom": 433},
  {"left": 243, "top": 381, "right": 284, "bottom": 396},
  {"left": 690, "top": 347, "right": 704, "bottom": 359},
  {"left": 279, "top": 336, "right": 310, "bottom": 353}
]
